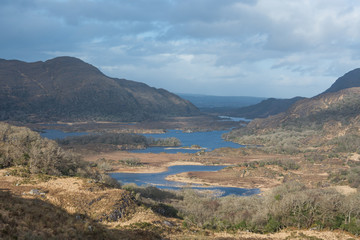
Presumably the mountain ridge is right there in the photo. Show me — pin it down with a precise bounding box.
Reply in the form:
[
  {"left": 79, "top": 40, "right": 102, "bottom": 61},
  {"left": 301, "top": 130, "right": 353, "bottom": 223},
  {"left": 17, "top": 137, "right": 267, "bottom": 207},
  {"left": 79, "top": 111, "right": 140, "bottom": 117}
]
[
  {"left": 246, "top": 87, "right": 360, "bottom": 130},
  {"left": 322, "top": 68, "right": 360, "bottom": 94},
  {"left": 0, "top": 56, "right": 199, "bottom": 122}
]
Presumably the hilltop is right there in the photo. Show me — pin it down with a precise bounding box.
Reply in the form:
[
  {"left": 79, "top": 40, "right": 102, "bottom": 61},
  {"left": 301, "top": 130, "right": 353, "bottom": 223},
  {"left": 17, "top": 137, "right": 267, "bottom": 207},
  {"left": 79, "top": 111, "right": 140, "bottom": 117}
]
[{"left": 0, "top": 57, "right": 199, "bottom": 122}]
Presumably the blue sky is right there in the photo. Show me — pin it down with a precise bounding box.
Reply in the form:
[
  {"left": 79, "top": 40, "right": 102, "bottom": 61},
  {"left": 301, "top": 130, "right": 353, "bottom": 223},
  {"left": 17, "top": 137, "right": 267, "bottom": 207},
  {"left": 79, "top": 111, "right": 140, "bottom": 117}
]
[{"left": 1, "top": 0, "right": 360, "bottom": 98}]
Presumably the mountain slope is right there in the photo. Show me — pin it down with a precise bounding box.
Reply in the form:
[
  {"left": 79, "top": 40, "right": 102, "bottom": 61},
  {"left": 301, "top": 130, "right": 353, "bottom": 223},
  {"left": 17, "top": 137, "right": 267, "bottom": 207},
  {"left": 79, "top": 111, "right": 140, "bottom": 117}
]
[
  {"left": 0, "top": 57, "right": 199, "bottom": 122},
  {"left": 322, "top": 68, "right": 360, "bottom": 94},
  {"left": 225, "top": 69, "right": 360, "bottom": 156},
  {"left": 246, "top": 87, "right": 360, "bottom": 130},
  {"left": 228, "top": 68, "right": 360, "bottom": 120}
]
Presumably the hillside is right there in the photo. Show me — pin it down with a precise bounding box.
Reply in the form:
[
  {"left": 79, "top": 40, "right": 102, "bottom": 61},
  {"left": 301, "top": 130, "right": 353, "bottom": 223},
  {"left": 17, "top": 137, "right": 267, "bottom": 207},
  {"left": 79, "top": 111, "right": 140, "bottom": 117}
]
[
  {"left": 226, "top": 68, "right": 360, "bottom": 156},
  {"left": 322, "top": 68, "right": 360, "bottom": 94},
  {"left": 228, "top": 96, "right": 305, "bottom": 119},
  {"left": 0, "top": 57, "right": 199, "bottom": 122},
  {"left": 226, "top": 68, "right": 360, "bottom": 120},
  {"left": 243, "top": 87, "right": 360, "bottom": 131}
]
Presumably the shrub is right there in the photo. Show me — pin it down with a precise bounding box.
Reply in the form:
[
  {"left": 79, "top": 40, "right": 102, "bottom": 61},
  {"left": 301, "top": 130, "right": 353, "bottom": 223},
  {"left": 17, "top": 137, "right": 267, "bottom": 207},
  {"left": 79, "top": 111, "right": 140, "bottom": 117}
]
[
  {"left": 97, "top": 173, "right": 122, "bottom": 189},
  {"left": 0, "top": 123, "right": 88, "bottom": 177}
]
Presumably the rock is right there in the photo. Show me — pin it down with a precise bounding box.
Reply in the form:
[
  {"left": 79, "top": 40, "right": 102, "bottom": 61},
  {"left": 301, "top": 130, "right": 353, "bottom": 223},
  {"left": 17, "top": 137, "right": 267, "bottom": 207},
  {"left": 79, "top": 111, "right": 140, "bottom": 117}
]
[
  {"left": 29, "top": 189, "right": 41, "bottom": 195},
  {"left": 29, "top": 189, "right": 45, "bottom": 196},
  {"left": 163, "top": 220, "right": 174, "bottom": 227}
]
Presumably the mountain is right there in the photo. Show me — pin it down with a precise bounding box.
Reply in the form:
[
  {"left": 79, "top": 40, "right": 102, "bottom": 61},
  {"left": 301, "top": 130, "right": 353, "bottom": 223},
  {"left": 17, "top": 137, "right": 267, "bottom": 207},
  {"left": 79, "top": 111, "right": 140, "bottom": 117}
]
[
  {"left": 246, "top": 87, "right": 360, "bottom": 130},
  {"left": 236, "top": 68, "right": 360, "bottom": 131},
  {"left": 228, "top": 68, "right": 360, "bottom": 120},
  {"left": 0, "top": 57, "right": 199, "bottom": 122},
  {"left": 322, "top": 68, "right": 360, "bottom": 94},
  {"left": 225, "top": 69, "right": 360, "bottom": 155},
  {"left": 177, "top": 93, "right": 265, "bottom": 109},
  {"left": 228, "top": 96, "right": 305, "bottom": 119}
]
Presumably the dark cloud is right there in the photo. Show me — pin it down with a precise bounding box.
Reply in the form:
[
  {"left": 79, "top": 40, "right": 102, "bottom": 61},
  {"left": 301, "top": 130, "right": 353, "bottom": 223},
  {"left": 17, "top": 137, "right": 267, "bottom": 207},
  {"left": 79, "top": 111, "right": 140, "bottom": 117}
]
[{"left": 1, "top": 0, "right": 360, "bottom": 97}]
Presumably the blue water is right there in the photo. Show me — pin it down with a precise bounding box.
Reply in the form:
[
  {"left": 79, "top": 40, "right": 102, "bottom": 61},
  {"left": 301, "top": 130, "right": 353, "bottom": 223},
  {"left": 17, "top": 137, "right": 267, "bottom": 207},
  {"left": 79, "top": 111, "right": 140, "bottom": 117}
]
[
  {"left": 40, "top": 128, "right": 258, "bottom": 196},
  {"left": 132, "top": 129, "right": 244, "bottom": 153},
  {"left": 110, "top": 165, "right": 259, "bottom": 197},
  {"left": 40, "top": 129, "right": 88, "bottom": 140}
]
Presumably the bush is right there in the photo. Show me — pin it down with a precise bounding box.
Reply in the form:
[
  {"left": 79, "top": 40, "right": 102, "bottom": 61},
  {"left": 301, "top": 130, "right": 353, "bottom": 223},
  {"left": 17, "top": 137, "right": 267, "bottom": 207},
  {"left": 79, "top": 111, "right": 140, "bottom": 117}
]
[
  {"left": 0, "top": 123, "right": 85, "bottom": 176},
  {"left": 97, "top": 173, "right": 122, "bottom": 189},
  {"left": 58, "top": 132, "right": 148, "bottom": 147}
]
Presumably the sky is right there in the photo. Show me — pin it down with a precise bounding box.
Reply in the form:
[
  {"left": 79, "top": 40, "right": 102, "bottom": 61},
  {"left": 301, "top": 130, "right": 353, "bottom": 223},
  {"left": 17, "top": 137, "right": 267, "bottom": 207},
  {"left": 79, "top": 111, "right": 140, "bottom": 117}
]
[{"left": 1, "top": 0, "right": 360, "bottom": 98}]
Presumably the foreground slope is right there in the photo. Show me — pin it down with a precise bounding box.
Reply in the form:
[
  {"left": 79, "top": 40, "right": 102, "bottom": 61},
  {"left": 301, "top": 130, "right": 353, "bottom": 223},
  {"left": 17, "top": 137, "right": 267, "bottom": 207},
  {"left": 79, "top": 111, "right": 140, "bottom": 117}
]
[{"left": 0, "top": 57, "right": 199, "bottom": 122}]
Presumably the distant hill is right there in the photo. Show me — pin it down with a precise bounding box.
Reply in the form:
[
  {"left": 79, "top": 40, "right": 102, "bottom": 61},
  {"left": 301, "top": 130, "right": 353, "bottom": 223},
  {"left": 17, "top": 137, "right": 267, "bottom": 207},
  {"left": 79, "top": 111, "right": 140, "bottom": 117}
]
[
  {"left": 225, "top": 69, "right": 360, "bottom": 158},
  {"left": 233, "top": 68, "right": 360, "bottom": 131},
  {"left": 177, "top": 93, "right": 265, "bottom": 109},
  {"left": 228, "top": 68, "right": 360, "bottom": 120},
  {"left": 0, "top": 57, "right": 199, "bottom": 122},
  {"left": 322, "top": 68, "right": 360, "bottom": 94},
  {"left": 246, "top": 87, "right": 360, "bottom": 130},
  {"left": 228, "top": 97, "right": 305, "bottom": 119}
]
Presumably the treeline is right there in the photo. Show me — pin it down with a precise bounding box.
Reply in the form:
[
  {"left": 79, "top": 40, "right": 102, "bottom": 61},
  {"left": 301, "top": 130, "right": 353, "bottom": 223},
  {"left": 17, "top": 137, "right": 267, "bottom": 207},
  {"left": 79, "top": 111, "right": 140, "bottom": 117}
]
[
  {"left": 147, "top": 137, "right": 181, "bottom": 147},
  {"left": 58, "top": 133, "right": 148, "bottom": 146},
  {"left": 57, "top": 133, "right": 181, "bottom": 148},
  {"left": 237, "top": 158, "right": 300, "bottom": 171}
]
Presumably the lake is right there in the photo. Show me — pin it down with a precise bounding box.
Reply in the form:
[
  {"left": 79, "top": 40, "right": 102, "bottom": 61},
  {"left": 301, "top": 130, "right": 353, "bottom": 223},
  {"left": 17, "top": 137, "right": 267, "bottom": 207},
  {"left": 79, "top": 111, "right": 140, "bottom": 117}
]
[
  {"left": 110, "top": 165, "right": 259, "bottom": 197},
  {"left": 40, "top": 128, "right": 258, "bottom": 196},
  {"left": 132, "top": 129, "right": 244, "bottom": 154}
]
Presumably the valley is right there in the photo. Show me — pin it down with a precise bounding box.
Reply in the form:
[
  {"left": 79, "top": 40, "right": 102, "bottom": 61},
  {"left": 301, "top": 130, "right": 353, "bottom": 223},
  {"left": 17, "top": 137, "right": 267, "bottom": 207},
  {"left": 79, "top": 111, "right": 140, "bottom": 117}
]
[
  {"left": 1, "top": 59, "right": 360, "bottom": 239},
  {"left": 1, "top": 117, "right": 359, "bottom": 239}
]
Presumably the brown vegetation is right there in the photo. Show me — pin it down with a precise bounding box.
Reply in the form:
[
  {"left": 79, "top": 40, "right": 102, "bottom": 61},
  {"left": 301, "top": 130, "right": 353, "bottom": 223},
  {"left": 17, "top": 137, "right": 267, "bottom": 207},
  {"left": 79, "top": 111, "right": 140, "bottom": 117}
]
[{"left": 1, "top": 122, "right": 359, "bottom": 239}]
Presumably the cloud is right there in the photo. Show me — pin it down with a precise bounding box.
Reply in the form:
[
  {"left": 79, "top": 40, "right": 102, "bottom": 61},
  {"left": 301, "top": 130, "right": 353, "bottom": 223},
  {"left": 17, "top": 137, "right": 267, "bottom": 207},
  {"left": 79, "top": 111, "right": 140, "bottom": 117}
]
[{"left": 1, "top": 0, "right": 360, "bottom": 98}]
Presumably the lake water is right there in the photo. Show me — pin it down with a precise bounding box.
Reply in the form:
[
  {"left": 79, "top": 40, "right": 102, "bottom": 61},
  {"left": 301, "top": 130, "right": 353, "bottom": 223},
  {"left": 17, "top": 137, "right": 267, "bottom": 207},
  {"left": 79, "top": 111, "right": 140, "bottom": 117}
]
[
  {"left": 132, "top": 129, "right": 244, "bottom": 154},
  {"left": 110, "top": 165, "right": 260, "bottom": 197},
  {"left": 40, "top": 128, "right": 258, "bottom": 196}
]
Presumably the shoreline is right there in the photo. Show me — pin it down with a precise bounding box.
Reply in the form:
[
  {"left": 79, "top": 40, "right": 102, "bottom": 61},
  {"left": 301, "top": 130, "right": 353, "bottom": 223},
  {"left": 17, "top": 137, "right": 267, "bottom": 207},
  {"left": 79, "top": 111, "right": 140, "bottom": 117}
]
[
  {"left": 86, "top": 151, "right": 286, "bottom": 193},
  {"left": 109, "top": 161, "right": 267, "bottom": 193},
  {"left": 165, "top": 173, "right": 269, "bottom": 193},
  {"left": 110, "top": 161, "right": 208, "bottom": 174}
]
